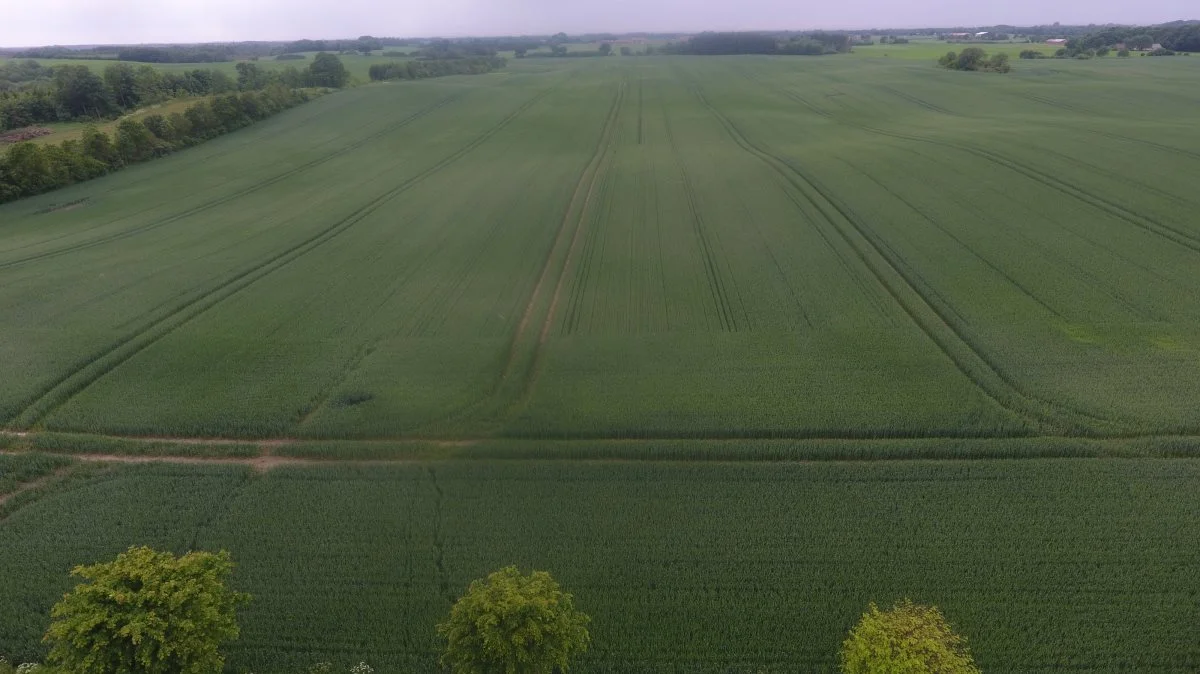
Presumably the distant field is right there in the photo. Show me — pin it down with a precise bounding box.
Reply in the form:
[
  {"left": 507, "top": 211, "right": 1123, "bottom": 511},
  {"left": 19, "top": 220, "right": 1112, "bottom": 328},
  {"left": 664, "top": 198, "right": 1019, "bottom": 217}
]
[
  {"left": 24, "top": 96, "right": 207, "bottom": 145},
  {"left": 851, "top": 41, "right": 1059, "bottom": 59},
  {"left": 3, "top": 53, "right": 1200, "bottom": 671},
  {"left": 3, "top": 55, "right": 1199, "bottom": 441}
]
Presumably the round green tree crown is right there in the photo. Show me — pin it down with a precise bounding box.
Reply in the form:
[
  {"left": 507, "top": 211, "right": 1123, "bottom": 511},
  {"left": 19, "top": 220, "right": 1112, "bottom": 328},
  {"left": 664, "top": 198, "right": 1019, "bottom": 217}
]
[
  {"left": 841, "top": 599, "right": 980, "bottom": 674},
  {"left": 438, "top": 566, "right": 591, "bottom": 674},
  {"left": 44, "top": 546, "right": 250, "bottom": 674}
]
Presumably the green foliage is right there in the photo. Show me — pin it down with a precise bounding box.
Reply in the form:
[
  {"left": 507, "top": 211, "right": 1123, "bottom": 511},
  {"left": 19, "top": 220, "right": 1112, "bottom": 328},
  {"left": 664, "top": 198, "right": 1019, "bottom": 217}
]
[
  {"left": 939, "top": 47, "right": 1010, "bottom": 72},
  {"left": 0, "top": 453, "right": 74, "bottom": 498},
  {"left": 368, "top": 57, "right": 505, "bottom": 82},
  {"left": 53, "top": 65, "right": 115, "bottom": 118},
  {"left": 0, "top": 86, "right": 312, "bottom": 203},
  {"left": 306, "top": 53, "right": 350, "bottom": 88},
  {"left": 44, "top": 546, "right": 250, "bottom": 674},
  {"left": 841, "top": 600, "right": 980, "bottom": 674},
  {"left": 438, "top": 566, "right": 591, "bottom": 674}
]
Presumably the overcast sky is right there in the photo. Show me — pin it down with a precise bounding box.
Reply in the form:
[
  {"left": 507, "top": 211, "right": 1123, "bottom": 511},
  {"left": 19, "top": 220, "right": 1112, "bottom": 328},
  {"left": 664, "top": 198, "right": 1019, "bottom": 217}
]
[{"left": 2, "top": 0, "right": 1195, "bottom": 47}]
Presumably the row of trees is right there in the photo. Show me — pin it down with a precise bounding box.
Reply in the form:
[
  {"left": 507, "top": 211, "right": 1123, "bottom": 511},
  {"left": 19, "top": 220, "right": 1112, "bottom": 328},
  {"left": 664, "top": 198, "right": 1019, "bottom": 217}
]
[
  {"left": 939, "top": 48, "right": 1012, "bottom": 73},
  {"left": 3, "top": 546, "right": 981, "bottom": 674},
  {"left": 1070, "top": 23, "right": 1200, "bottom": 52},
  {"left": 367, "top": 57, "right": 506, "bottom": 82},
  {"left": 0, "top": 54, "right": 350, "bottom": 132},
  {"left": 0, "top": 85, "right": 313, "bottom": 203},
  {"left": 661, "top": 31, "right": 853, "bottom": 55}
]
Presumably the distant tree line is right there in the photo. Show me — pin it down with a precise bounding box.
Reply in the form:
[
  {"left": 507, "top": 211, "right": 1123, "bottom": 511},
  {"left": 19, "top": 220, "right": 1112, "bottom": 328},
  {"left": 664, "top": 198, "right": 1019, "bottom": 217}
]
[
  {"left": 1069, "top": 22, "right": 1200, "bottom": 53},
  {"left": 12, "top": 44, "right": 245, "bottom": 63},
  {"left": 281, "top": 37, "right": 384, "bottom": 55},
  {"left": 114, "top": 46, "right": 238, "bottom": 63},
  {"left": 413, "top": 38, "right": 535, "bottom": 59},
  {"left": 660, "top": 32, "right": 852, "bottom": 55},
  {"left": 0, "top": 85, "right": 315, "bottom": 204},
  {"left": 0, "top": 54, "right": 349, "bottom": 132},
  {"left": 368, "top": 57, "right": 506, "bottom": 81},
  {"left": 525, "top": 45, "right": 612, "bottom": 58}
]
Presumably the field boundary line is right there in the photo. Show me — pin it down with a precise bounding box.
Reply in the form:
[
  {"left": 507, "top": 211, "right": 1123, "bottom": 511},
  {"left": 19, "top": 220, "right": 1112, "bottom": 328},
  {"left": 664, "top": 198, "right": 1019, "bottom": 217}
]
[
  {"left": 5, "top": 435, "right": 1200, "bottom": 466},
  {"left": 4, "top": 84, "right": 561, "bottom": 432},
  {"left": 0, "top": 464, "right": 76, "bottom": 509},
  {"left": 688, "top": 82, "right": 1123, "bottom": 436},
  {"left": 8, "top": 429, "right": 1200, "bottom": 444},
  {"left": 0, "top": 448, "right": 316, "bottom": 472},
  {"left": 0, "top": 92, "right": 468, "bottom": 270}
]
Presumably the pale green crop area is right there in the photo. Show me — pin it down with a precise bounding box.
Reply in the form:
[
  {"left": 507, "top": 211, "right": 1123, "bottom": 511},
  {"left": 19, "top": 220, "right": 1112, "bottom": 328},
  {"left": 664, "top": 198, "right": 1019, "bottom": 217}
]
[{"left": 4, "top": 55, "right": 1200, "bottom": 444}]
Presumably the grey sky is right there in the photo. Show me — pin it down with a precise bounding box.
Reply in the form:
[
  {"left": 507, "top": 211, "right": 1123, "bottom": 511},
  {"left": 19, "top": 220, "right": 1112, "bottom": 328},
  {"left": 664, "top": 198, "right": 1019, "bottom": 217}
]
[{"left": 3, "top": 0, "right": 1195, "bottom": 47}]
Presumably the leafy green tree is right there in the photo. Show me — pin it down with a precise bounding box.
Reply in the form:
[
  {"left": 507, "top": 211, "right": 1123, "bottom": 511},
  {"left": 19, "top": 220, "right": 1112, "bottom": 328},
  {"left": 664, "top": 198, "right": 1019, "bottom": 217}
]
[
  {"left": 103, "top": 62, "right": 140, "bottom": 108},
  {"left": 598, "top": 43, "right": 613, "bottom": 56},
  {"left": 184, "top": 100, "right": 221, "bottom": 139},
  {"left": 140, "top": 113, "right": 176, "bottom": 144},
  {"left": 79, "top": 125, "right": 121, "bottom": 168},
  {"left": 841, "top": 599, "right": 980, "bottom": 674},
  {"left": 3, "top": 142, "right": 55, "bottom": 195},
  {"left": 45, "top": 546, "right": 249, "bottom": 674},
  {"left": 53, "top": 65, "right": 115, "bottom": 118},
  {"left": 956, "top": 47, "right": 988, "bottom": 71},
  {"left": 115, "top": 118, "right": 159, "bottom": 163},
  {"left": 235, "top": 62, "right": 267, "bottom": 91},
  {"left": 1128, "top": 34, "right": 1154, "bottom": 50},
  {"left": 307, "top": 53, "right": 350, "bottom": 88},
  {"left": 133, "top": 64, "right": 165, "bottom": 104},
  {"left": 1118, "top": 48, "right": 1131, "bottom": 57},
  {"left": 438, "top": 566, "right": 590, "bottom": 674}
]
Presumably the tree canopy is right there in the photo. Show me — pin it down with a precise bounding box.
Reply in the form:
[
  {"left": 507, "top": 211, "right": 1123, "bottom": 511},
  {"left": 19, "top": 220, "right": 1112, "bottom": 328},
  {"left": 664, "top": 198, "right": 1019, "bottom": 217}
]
[
  {"left": 841, "top": 599, "right": 980, "bottom": 674},
  {"left": 306, "top": 53, "right": 350, "bottom": 88},
  {"left": 438, "top": 566, "right": 591, "bottom": 674},
  {"left": 44, "top": 546, "right": 250, "bottom": 674}
]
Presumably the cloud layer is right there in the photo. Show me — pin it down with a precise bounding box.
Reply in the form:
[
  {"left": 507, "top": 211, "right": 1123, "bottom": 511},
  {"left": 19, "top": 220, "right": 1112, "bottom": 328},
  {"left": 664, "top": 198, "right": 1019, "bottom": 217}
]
[{"left": 5, "top": 0, "right": 1196, "bottom": 47}]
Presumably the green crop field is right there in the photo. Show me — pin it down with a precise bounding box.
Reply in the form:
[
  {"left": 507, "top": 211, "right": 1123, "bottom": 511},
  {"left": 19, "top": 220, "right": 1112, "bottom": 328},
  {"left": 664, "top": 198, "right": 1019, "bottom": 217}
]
[
  {"left": 1, "top": 459, "right": 1198, "bottom": 672},
  {"left": 3, "top": 55, "right": 1200, "bottom": 442},
  {"left": 3, "top": 53, "right": 1200, "bottom": 671},
  {"left": 850, "top": 41, "right": 1060, "bottom": 60}
]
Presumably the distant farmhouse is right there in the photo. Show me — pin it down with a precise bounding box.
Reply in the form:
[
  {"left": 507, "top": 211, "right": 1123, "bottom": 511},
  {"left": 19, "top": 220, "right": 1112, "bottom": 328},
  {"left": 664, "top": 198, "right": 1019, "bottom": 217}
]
[{"left": 1046, "top": 38, "right": 1069, "bottom": 46}]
